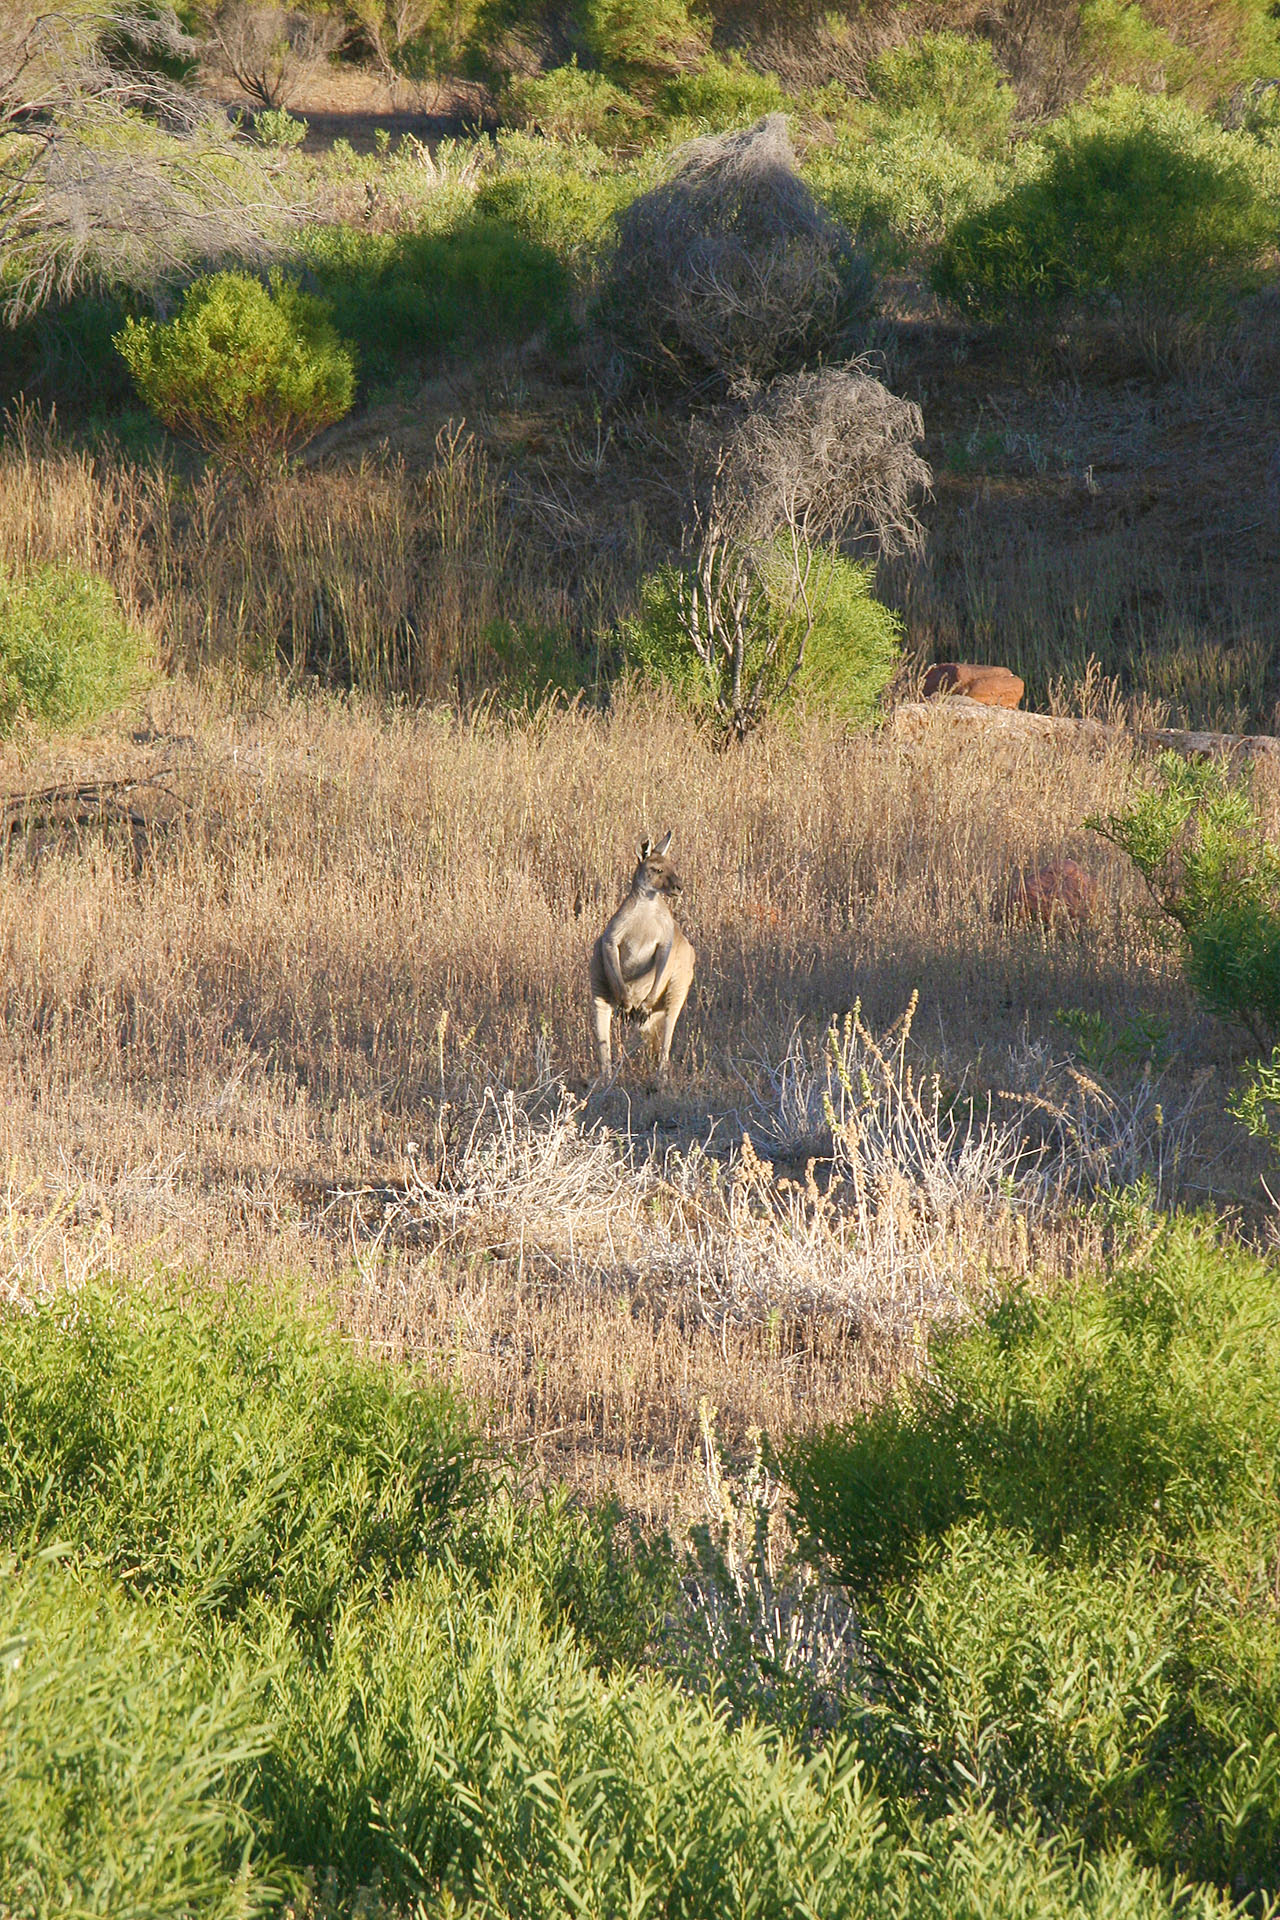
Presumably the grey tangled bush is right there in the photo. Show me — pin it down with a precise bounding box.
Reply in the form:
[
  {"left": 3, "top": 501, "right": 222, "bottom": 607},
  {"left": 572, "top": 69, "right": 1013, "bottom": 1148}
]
[{"left": 602, "top": 114, "right": 873, "bottom": 395}]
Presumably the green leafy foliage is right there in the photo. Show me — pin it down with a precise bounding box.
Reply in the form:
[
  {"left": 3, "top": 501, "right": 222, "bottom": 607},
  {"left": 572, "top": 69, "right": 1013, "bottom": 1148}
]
[
  {"left": 297, "top": 217, "right": 573, "bottom": 385},
  {"left": 348, "top": 0, "right": 481, "bottom": 80},
  {"left": 0, "top": 1555, "right": 274, "bottom": 1918},
  {"left": 0, "top": 1283, "right": 479, "bottom": 1626},
  {"left": 783, "top": 1223, "right": 1280, "bottom": 1896},
  {"left": 865, "top": 33, "right": 1015, "bottom": 157},
  {"left": 0, "top": 561, "right": 145, "bottom": 735},
  {"left": 0, "top": 1270, "right": 1259, "bottom": 1916},
  {"left": 1087, "top": 753, "right": 1280, "bottom": 1046},
  {"left": 473, "top": 160, "right": 633, "bottom": 268},
  {"left": 809, "top": 126, "right": 1007, "bottom": 261},
  {"left": 251, "top": 105, "right": 308, "bottom": 149},
  {"left": 656, "top": 52, "right": 791, "bottom": 131},
  {"left": 115, "top": 270, "right": 356, "bottom": 468},
  {"left": 1076, "top": 0, "right": 1195, "bottom": 93},
  {"left": 935, "top": 90, "right": 1275, "bottom": 322},
  {"left": 478, "top": 616, "right": 592, "bottom": 702},
  {"left": 582, "top": 0, "right": 709, "bottom": 87},
  {"left": 621, "top": 548, "right": 902, "bottom": 731},
  {"left": 786, "top": 1222, "right": 1280, "bottom": 1587},
  {"left": 504, "top": 56, "right": 641, "bottom": 141},
  {"left": 1230, "top": 1044, "right": 1280, "bottom": 1161}
]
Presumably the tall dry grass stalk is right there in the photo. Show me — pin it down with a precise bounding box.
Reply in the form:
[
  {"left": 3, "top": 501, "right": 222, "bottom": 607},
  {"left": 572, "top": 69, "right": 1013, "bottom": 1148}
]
[
  {"left": 0, "top": 408, "right": 572, "bottom": 695},
  {"left": 0, "top": 678, "right": 1260, "bottom": 1519}
]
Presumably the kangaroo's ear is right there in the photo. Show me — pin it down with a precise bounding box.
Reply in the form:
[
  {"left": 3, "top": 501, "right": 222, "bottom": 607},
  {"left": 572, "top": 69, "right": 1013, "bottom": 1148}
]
[
  {"left": 656, "top": 829, "right": 673, "bottom": 855},
  {"left": 638, "top": 837, "right": 653, "bottom": 860}
]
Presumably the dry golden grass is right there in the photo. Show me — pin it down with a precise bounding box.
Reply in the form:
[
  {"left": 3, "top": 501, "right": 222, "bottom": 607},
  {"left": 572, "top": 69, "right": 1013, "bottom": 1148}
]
[{"left": 1, "top": 671, "right": 1264, "bottom": 1523}]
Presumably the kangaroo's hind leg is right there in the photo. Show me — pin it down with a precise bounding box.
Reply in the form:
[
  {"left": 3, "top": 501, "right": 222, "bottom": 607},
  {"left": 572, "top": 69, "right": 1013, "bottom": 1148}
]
[
  {"left": 588, "top": 943, "right": 616, "bottom": 1076},
  {"left": 642, "top": 967, "right": 693, "bottom": 1075}
]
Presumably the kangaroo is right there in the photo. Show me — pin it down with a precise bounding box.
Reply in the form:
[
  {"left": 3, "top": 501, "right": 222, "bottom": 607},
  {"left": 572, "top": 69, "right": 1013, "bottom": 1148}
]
[{"left": 590, "top": 831, "right": 695, "bottom": 1077}]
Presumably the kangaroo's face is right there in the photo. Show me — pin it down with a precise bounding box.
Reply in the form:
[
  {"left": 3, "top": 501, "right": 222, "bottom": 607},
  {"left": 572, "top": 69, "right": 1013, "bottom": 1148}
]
[{"left": 633, "top": 832, "right": 682, "bottom": 899}]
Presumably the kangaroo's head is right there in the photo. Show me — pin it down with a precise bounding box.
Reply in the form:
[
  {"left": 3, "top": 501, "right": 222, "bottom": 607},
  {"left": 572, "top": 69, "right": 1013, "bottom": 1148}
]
[{"left": 632, "top": 829, "right": 682, "bottom": 898}]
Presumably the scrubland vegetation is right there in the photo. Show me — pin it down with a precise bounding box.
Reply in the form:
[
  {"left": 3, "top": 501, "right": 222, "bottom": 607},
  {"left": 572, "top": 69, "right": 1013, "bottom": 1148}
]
[{"left": 4, "top": 0, "right": 1280, "bottom": 1914}]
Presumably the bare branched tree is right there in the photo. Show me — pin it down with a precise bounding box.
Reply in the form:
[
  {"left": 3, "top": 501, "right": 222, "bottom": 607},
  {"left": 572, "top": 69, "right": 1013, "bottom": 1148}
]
[
  {"left": 602, "top": 114, "right": 873, "bottom": 396},
  {"left": 675, "top": 365, "right": 930, "bottom": 739},
  {"left": 0, "top": 3, "right": 293, "bottom": 318},
  {"left": 201, "top": 1, "right": 343, "bottom": 111}
]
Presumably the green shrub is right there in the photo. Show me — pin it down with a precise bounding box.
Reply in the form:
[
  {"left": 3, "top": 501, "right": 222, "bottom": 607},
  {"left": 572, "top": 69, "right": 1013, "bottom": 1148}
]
[
  {"left": 843, "top": 1518, "right": 1280, "bottom": 1896},
  {"left": 783, "top": 1223, "right": 1280, "bottom": 1895},
  {"left": 657, "top": 53, "right": 791, "bottom": 131},
  {"left": 251, "top": 106, "right": 308, "bottom": 149},
  {"left": 1076, "top": 0, "right": 1195, "bottom": 93},
  {"left": 865, "top": 33, "right": 1015, "bottom": 157},
  {"left": 1087, "top": 753, "right": 1280, "bottom": 1046},
  {"left": 0, "top": 562, "right": 145, "bottom": 735},
  {"left": 473, "top": 163, "right": 634, "bottom": 269},
  {"left": 934, "top": 90, "right": 1275, "bottom": 322},
  {"left": 0, "top": 1556, "right": 273, "bottom": 1918},
  {"left": 0, "top": 292, "right": 141, "bottom": 415},
  {"left": 0, "top": 1270, "right": 1261, "bottom": 1916},
  {"left": 253, "top": 1546, "right": 1236, "bottom": 1916},
  {"left": 809, "top": 126, "right": 1008, "bottom": 260},
  {"left": 479, "top": 616, "right": 592, "bottom": 702},
  {"left": 505, "top": 57, "right": 642, "bottom": 142},
  {"left": 622, "top": 548, "right": 902, "bottom": 732},
  {"left": 115, "top": 270, "right": 356, "bottom": 468},
  {"left": 785, "top": 1221, "right": 1280, "bottom": 1590},
  {"left": 0, "top": 1283, "right": 479, "bottom": 1627},
  {"left": 583, "top": 0, "right": 708, "bottom": 87},
  {"left": 297, "top": 217, "right": 573, "bottom": 384}
]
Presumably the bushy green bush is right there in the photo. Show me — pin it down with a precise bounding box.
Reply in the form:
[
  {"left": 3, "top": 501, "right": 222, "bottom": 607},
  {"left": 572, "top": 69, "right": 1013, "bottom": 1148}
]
[
  {"left": 298, "top": 217, "right": 574, "bottom": 383},
  {"left": 473, "top": 161, "right": 634, "bottom": 269},
  {"left": 115, "top": 270, "right": 356, "bottom": 468},
  {"left": 479, "top": 616, "right": 592, "bottom": 702},
  {"left": 1076, "top": 0, "right": 1195, "bottom": 93},
  {"left": 657, "top": 53, "right": 791, "bottom": 132},
  {"left": 251, "top": 105, "right": 308, "bottom": 149},
  {"left": 583, "top": 0, "right": 708, "bottom": 87},
  {"left": 810, "top": 126, "right": 1008, "bottom": 259},
  {"left": 0, "top": 1556, "right": 273, "bottom": 1918},
  {"left": 1087, "top": 752, "right": 1280, "bottom": 1046},
  {"left": 0, "top": 1270, "right": 1257, "bottom": 1917},
  {"left": 0, "top": 1283, "right": 479, "bottom": 1626},
  {"left": 255, "top": 1541, "right": 1244, "bottom": 1914},
  {"left": 783, "top": 1223, "right": 1280, "bottom": 1896},
  {"left": 622, "top": 548, "right": 902, "bottom": 730},
  {"left": 0, "top": 562, "right": 145, "bottom": 734},
  {"left": 0, "top": 292, "right": 141, "bottom": 415},
  {"left": 865, "top": 32, "right": 1015, "bottom": 157},
  {"left": 504, "top": 57, "right": 641, "bottom": 142},
  {"left": 934, "top": 90, "right": 1275, "bottom": 322}
]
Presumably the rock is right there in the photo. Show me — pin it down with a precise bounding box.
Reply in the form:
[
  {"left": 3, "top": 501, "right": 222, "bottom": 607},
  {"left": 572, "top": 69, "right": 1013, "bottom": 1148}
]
[
  {"left": 922, "top": 662, "right": 1025, "bottom": 708},
  {"left": 1008, "top": 859, "right": 1100, "bottom": 927}
]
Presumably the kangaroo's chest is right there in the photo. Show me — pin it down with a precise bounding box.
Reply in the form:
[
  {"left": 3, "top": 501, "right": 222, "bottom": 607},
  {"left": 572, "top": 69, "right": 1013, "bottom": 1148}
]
[{"left": 612, "top": 905, "right": 672, "bottom": 980}]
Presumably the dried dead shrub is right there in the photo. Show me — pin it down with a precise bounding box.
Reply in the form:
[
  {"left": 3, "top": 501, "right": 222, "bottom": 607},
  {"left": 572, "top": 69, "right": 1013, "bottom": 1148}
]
[
  {"left": 712, "top": 362, "right": 930, "bottom": 556},
  {"left": 600, "top": 113, "right": 873, "bottom": 396}
]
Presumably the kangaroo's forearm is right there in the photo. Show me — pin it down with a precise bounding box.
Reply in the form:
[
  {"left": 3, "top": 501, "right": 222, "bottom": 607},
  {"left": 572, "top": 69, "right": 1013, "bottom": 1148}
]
[
  {"left": 602, "top": 937, "right": 626, "bottom": 1003},
  {"left": 648, "top": 942, "right": 674, "bottom": 1005}
]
